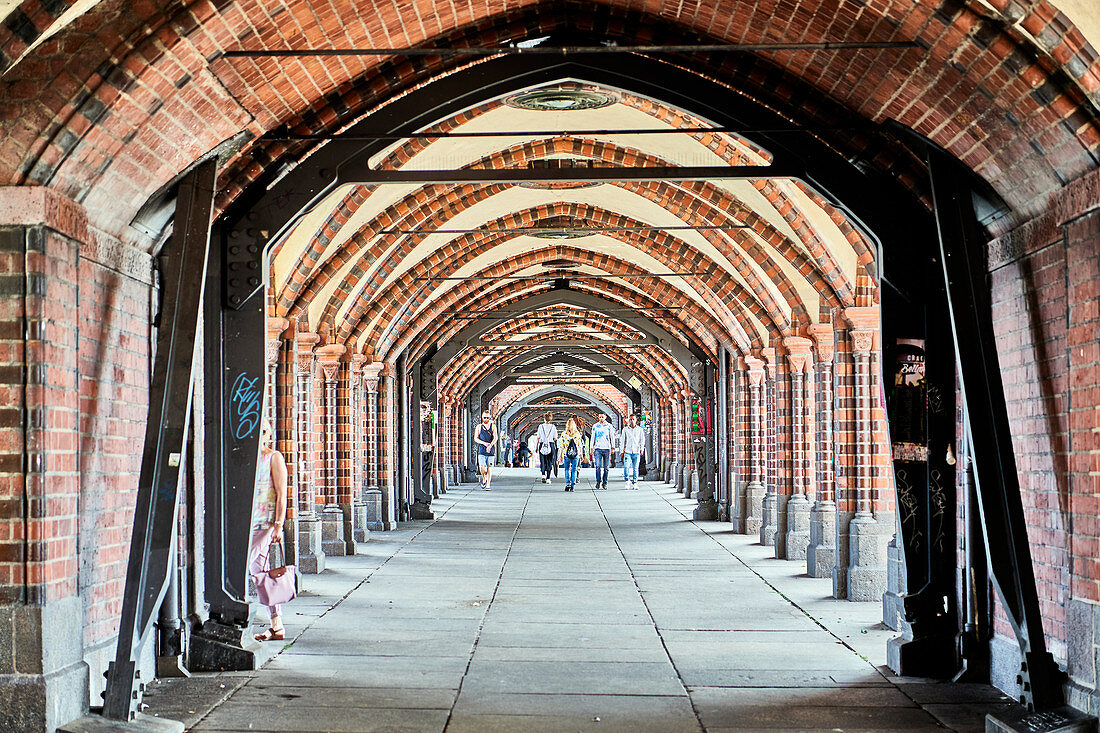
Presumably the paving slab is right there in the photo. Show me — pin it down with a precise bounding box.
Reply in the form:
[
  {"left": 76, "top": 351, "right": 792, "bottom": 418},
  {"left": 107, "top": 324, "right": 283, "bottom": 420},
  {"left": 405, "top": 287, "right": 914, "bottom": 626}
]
[{"left": 143, "top": 469, "right": 1020, "bottom": 732}]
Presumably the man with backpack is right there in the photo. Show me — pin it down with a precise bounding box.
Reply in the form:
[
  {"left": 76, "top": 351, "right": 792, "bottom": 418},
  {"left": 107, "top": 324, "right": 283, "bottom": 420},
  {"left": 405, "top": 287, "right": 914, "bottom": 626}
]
[{"left": 536, "top": 412, "right": 558, "bottom": 484}]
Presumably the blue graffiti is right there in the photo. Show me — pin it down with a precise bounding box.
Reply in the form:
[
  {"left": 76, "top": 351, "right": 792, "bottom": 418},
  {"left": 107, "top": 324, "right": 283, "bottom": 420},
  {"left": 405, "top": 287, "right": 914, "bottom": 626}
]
[{"left": 231, "top": 372, "right": 262, "bottom": 440}]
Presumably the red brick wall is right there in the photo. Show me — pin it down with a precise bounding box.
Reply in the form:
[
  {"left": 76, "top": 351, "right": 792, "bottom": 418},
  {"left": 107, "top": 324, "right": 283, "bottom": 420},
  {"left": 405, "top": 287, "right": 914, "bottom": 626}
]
[
  {"left": 77, "top": 254, "right": 151, "bottom": 648},
  {"left": 987, "top": 169, "right": 1100, "bottom": 668}
]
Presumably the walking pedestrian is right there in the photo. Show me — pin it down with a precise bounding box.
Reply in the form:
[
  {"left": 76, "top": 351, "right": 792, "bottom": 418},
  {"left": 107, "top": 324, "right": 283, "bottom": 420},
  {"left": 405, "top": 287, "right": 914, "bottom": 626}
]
[
  {"left": 502, "top": 433, "right": 513, "bottom": 467},
  {"left": 619, "top": 413, "right": 645, "bottom": 490},
  {"left": 516, "top": 438, "right": 529, "bottom": 468},
  {"left": 474, "top": 410, "right": 498, "bottom": 490},
  {"left": 250, "top": 420, "right": 289, "bottom": 641},
  {"left": 559, "top": 418, "right": 582, "bottom": 492},
  {"left": 536, "top": 412, "right": 558, "bottom": 484},
  {"left": 589, "top": 413, "right": 616, "bottom": 489}
]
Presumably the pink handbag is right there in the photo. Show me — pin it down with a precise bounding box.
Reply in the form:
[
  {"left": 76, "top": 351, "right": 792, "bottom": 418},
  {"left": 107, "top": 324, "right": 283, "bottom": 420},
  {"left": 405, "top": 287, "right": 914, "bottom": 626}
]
[{"left": 255, "top": 538, "right": 297, "bottom": 606}]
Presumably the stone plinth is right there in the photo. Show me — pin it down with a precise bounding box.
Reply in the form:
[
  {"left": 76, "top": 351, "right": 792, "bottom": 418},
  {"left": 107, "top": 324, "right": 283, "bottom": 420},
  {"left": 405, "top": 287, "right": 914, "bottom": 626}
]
[
  {"left": 364, "top": 489, "right": 385, "bottom": 531},
  {"left": 806, "top": 500, "right": 837, "bottom": 578},
  {"left": 296, "top": 512, "right": 326, "bottom": 574},
  {"left": 321, "top": 505, "right": 347, "bottom": 557},
  {"left": 784, "top": 494, "right": 811, "bottom": 561},
  {"left": 848, "top": 512, "right": 892, "bottom": 602}
]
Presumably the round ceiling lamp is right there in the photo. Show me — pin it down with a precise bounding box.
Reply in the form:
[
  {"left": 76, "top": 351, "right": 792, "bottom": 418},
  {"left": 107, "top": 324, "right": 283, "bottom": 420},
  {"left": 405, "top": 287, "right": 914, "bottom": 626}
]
[{"left": 507, "top": 88, "right": 616, "bottom": 111}]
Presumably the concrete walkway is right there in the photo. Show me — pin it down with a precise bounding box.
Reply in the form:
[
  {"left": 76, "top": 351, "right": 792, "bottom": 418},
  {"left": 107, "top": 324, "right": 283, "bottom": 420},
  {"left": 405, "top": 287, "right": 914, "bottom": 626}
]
[{"left": 145, "top": 468, "right": 1013, "bottom": 732}]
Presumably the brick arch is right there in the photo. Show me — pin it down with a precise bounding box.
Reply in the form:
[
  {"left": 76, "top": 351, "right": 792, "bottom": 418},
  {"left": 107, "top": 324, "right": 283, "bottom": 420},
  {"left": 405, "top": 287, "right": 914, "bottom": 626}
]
[
  {"left": 321, "top": 204, "right": 800, "bottom": 345},
  {"left": 356, "top": 246, "right": 764, "bottom": 361},
  {"left": 6, "top": 0, "right": 1100, "bottom": 248},
  {"left": 373, "top": 112, "right": 866, "bottom": 289},
  {"left": 286, "top": 177, "right": 836, "bottom": 334},
  {"left": 483, "top": 309, "right": 649, "bottom": 341},
  {"left": 497, "top": 384, "right": 631, "bottom": 420},
  {"left": 406, "top": 278, "right": 726, "bottom": 385},
  {"left": 442, "top": 341, "right": 685, "bottom": 408}
]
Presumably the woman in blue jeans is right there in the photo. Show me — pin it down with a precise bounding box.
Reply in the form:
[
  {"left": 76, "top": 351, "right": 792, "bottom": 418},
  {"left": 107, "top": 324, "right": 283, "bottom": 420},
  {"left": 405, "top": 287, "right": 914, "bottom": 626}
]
[{"left": 559, "top": 418, "right": 582, "bottom": 492}]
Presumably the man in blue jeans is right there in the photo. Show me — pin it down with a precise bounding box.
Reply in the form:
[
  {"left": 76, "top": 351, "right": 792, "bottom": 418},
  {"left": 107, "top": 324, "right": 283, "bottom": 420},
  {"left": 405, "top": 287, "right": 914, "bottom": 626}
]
[
  {"left": 618, "top": 413, "right": 645, "bottom": 490},
  {"left": 589, "top": 413, "right": 616, "bottom": 490}
]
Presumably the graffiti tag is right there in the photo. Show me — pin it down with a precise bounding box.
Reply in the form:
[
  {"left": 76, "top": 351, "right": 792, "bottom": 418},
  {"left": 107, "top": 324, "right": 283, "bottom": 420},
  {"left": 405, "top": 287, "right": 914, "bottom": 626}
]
[{"left": 231, "top": 372, "right": 262, "bottom": 440}]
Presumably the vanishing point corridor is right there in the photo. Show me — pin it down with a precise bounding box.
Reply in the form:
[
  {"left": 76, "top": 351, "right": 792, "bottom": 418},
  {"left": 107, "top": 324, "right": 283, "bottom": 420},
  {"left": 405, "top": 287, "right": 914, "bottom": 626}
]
[{"left": 150, "top": 471, "right": 1006, "bottom": 733}]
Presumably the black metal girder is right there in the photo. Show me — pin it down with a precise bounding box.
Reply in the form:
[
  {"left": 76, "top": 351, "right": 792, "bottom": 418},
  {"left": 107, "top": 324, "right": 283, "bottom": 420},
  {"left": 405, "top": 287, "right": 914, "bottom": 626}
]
[
  {"left": 927, "top": 145, "right": 1062, "bottom": 710},
  {"left": 103, "top": 161, "right": 216, "bottom": 719}
]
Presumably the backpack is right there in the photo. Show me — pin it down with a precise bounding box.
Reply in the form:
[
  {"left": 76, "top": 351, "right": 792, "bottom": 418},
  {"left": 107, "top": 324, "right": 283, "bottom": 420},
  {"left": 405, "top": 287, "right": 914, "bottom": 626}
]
[{"left": 565, "top": 437, "right": 578, "bottom": 459}]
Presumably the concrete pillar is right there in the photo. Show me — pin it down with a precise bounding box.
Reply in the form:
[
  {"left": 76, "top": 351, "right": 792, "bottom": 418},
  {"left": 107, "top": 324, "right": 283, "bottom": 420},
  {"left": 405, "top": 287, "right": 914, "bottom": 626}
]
[
  {"left": 806, "top": 323, "right": 837, "bottom": 579},
  {"left": 295, "top": 332, "right": 325, "bottom": 574},
  {"left": 316, "top": 344, "right": 348, "bottom": 557},
  {"left": 744, "top": 358, "right": 766, "bottom": 536},
  {"left": 784, "top": 337, "right": 813, "bottom": 562}
]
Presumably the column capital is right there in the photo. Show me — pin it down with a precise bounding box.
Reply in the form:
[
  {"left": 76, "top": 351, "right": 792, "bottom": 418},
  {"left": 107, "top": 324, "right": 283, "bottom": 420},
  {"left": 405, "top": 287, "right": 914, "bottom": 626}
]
[
  {"left": 360, "top": 362, "right": 385, "bottom": 391},
  {"left": 843, "top": 306, "right": 879, "bottom": 331},
  {"left": 296, "top": 331, "right": 320, "bottom": 372},
  {"left": 783, "top": 336, "right": 813, "bottom": 373},
  {"left": 316, "top": 344, "right": 347, "bottom": 382},
  {"left": 806, "top": 323, "right": 835, "bottom": 364},
  {"left": 744, "top": 357, "right": 766, "bottom": 386},
  {"left": 761, "top": 347, "right": 779, "bottom": 379}
]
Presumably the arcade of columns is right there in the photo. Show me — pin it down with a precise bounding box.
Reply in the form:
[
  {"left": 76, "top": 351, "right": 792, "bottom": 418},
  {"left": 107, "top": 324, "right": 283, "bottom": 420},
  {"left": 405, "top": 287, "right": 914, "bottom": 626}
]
[{"left": 263, "top": 296, "right": 892, "bottom": 601}]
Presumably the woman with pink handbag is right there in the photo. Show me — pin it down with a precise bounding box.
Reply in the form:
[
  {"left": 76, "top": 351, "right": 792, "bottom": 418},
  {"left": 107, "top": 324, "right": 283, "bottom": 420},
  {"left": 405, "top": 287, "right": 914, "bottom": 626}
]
[{"left": 249, "top": 420, "right": 293, "bottom": 642}]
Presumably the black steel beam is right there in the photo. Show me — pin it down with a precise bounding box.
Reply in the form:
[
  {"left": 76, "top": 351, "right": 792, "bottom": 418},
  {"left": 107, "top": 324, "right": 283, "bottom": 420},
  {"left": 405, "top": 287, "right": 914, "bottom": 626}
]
[
  {"left": 267, "top": 127, "right": 850, "bottom": 141},
  {"left": 376, "top": 225, "right": 752, "bottom": 235},
  {"left": 222, "top": 41, "right": 917, "bottom": 58},
  {"left": 352, "top": 164, "right": 788, "bottom": 185},
  {"left": 928, "top": 144, "right": 1062, "bottom": 711},
  {"left": 103, "top": 160, "right": 216, "bottom": 719},
  {"left": 191, "top": 217, "right": 268, "bottom": 672}
]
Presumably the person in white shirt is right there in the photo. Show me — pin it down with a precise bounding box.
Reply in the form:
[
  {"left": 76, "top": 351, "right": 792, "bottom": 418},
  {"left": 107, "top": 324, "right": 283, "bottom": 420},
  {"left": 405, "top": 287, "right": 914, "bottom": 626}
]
[
  {"left": 618, "top": 413, "right": 646, "bottom": 490},
  {"left": 536, "top": 413, "right": 558, "bottom": 484},
  {"left": 589, "top": 413, "right": 616, "bottom": 490}
]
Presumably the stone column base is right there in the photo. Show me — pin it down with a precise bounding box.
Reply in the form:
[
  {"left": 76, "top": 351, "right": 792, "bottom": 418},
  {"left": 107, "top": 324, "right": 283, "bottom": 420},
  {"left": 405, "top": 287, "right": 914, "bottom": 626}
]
[
  {"left": 669, "top": 462, "right": 680, "bottom": 488},
  {"left": 744, "top": 481, "right": 765, "bottom": 536},
  {"left": 784, "top": 494, "right": 811, "bottom": 561},
  {"left": 296, "top": 512, "right": 326, "bottom": 574},
  {"left": 847, "top": 512, "right": 892, "bottom": 602},
  {"left": 352, "top": 500, "right": 369, "bottom": 543},
  {"left": 689, "top": 470, "right": 700, "bottom": 499},
  {"left": 693, "top": 499, "right": 720, "bottom": 521},
  {"left": 882, "top": 535, "right": 905, "bottom": 629},
  {"left": 760, "top": 491, "right": 778, "bottom": 547},
  {"left": 363, "top": 489, "right": 385, "bottom": 531},
  {"left": 806, "top": 501, "right": 837, "bottom": 578},
  {"left": 0, "top": 597, "right": 88, "bottom": 733},
  {"left": 833, "top": 509, "right": 854, "bottom": 599},
  {"left": 320, "top": 505, "right": 347, "bottom": 558}
]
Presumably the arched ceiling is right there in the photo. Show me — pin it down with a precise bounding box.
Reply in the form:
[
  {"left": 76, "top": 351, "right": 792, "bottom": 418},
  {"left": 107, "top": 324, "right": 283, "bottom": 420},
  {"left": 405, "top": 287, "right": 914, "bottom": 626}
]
[{"left": 3, "top": 0, "right": 1099, "bottom": 410}]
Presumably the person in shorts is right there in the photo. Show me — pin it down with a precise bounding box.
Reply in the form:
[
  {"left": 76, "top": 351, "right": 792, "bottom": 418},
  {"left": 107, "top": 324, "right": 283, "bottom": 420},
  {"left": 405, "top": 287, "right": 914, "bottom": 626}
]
[{"left": 474, "top": 410, "right": 498, "bottom": 490}]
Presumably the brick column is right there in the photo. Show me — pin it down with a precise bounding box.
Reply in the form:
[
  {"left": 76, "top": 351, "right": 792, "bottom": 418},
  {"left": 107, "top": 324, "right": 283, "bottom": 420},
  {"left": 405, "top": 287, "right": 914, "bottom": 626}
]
[
  {"left": 316, "top": 344, "right": 347, "bottom": 557},
  {"left": 785, "top": 336, "right": 813, "bottom": 561},
  {"left": 349, "top": 354, "right": 369, "bottom": 543},
  {"left": 806, "top": 323, "right": 837, "bottom": 579},
  {"left": 266, "top": 317, "right": 297, "bottom": 562},
  {"left": 295, "top": 333, "right": 325, "bottom": 573},
  {"left": 844, "top": 306, "right": 890, "bottom": 602},
  {"left": 760, "top": 348, "right": 785, "bottom": 553},
  {"left": 0, "top": 188, "right": 88, "bottom": 729},
  {"left": 360, "top": 363, "right": 387, "bottom": 530},
  {"left": 667, "top": 397, "right": 680, "bottom": 487},
  {"left": 681, "top": 391, "right": 695, "bottom": 496},
  {"left": 744, "top": 357, "right": 767, "bottom": 535}
]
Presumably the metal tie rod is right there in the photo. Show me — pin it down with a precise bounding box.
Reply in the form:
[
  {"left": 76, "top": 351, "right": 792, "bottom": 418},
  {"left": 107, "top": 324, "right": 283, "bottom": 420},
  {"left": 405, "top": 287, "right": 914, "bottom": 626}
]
[
  {"left": 352, "top": 164, "right": 788, "bottom": 184},
  {"left": 374, "top": 224, "right": 752, "bottom": 235},
  {"left": 222, "top": 41, "right": 917, "bottom": 58}
]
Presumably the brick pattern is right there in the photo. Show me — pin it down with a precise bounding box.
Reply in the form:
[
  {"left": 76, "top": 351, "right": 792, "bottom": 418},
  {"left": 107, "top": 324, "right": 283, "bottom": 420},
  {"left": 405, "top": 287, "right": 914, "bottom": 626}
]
[{"left": 77, "top": 257, "right": 150, "bottom": 644}]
